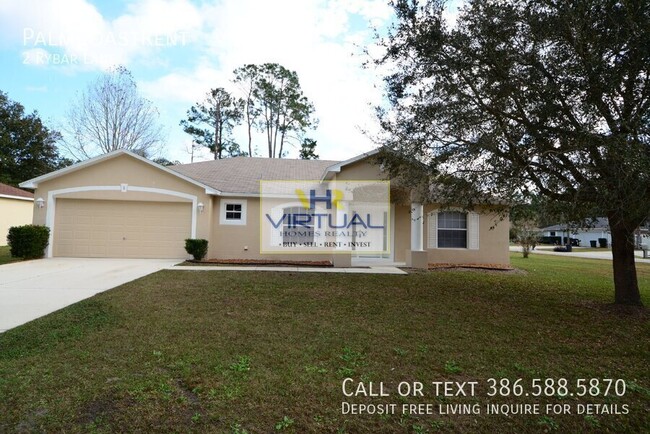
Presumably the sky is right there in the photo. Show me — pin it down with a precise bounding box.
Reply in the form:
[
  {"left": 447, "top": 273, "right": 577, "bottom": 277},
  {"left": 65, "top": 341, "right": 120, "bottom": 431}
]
[{"left": 0, "top": 0, "right": 462, "bottom": 163}]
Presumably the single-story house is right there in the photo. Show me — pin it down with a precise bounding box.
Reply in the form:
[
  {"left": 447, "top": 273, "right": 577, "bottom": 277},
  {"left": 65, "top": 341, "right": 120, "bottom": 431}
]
[
  {"left": 541, "top": 218, "right": 650, "bottom": 248},
  {"left": 19, "top": 149, "right": 510, "bottom": 267},
  {"left": 0, "top": 182, "right": 34, "bottom": 245}
]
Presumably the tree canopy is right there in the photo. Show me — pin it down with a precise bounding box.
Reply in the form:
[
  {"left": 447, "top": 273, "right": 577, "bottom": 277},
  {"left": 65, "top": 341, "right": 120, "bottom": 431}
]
[
  {"left": 376, "top": 0, "right": 650, "bottom": 305},
  {"left": 185, "top": 63, "right": 318, "bottom": 159},
  {"left": 247, "top": 63, "right": 317, "bottom": 158},
  {"left": 0, "top": 91, "right": 70, "bottom": 186},
  {"left": 233, "top": 64, "right": 262, "bottom": 158},
  {"left": 180, "top": 88, "right": 244, "bottom": 160},
  {"left": 299, "top": 138, "right": 319, "bottom": 160},
  {"left": 63, "top": 66, "right": 164, "bottom": 160}
]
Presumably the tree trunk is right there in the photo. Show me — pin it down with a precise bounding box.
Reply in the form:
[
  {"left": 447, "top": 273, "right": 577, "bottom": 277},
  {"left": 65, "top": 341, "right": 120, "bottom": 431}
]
[
  {"left": 246, "top": 98, "right": 253, "bottom": 157},
  {"left": 214, "top": 100, "right": 221, "bottom": 160},
  {"left": 266, "top": 106, "right": 273, "bottom": 158},
  {"left": 278, "top": 130, "right": 285, "bottom": 159},
  {"left": 609, "top": 216, "right": 643, "bottom": 306}
]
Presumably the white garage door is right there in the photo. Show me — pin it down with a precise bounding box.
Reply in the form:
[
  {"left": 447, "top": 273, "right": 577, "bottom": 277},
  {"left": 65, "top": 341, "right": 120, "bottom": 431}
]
[{"left": 53, "top": 199, "right": 192, "bottom": 258}]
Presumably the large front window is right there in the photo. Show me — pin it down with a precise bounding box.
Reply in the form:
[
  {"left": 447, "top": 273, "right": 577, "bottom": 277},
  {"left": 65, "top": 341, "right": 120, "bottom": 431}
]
[
  {"left": 437, "top": 211, "right": 467, "bottom": 248},
  {"left": 282, "top": 206, "right": 315, "bottom": 245}
]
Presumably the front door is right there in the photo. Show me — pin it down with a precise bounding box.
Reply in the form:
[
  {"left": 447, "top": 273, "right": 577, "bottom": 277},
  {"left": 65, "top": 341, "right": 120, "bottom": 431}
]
[{"left": 351, "top": 204, "right": 394, "bottom": 264}]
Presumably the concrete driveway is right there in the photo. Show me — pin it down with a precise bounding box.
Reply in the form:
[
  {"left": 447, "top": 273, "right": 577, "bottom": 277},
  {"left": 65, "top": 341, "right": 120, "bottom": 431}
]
[{"left": 0, "top": 258, "right": 180, "bottom": 333}]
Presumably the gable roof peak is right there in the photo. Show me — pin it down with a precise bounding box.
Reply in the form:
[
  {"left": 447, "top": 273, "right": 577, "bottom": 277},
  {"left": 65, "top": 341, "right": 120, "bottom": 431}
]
[{"left": 19, "top": 149, "right": 218, "bottom": 194}]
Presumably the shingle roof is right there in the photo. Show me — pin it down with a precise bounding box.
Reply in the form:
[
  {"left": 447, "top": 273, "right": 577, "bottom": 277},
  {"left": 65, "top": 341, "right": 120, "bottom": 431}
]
[
  {"left": 0, "top": 182, "right": 34, "bottom": 199},
  {"left": 541, "top": 217, "right": 609, "bottom": 231},
  {"left": 170, "top": 157, "right": 340, "bottom": 194}
]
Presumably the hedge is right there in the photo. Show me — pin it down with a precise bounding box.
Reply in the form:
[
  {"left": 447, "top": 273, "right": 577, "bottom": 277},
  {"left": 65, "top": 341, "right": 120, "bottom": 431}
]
[
  {"left": 7, "top": 225, "right": 50, "bottom": 259},
  {"left": 185, "top": 238, "right": 208, "bottom": 261}
]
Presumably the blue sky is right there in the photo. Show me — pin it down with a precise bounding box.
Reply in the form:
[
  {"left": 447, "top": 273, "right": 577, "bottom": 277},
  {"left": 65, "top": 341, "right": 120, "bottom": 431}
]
[{"left": 0, "top": 0, "right": 462, "bottom": 163}]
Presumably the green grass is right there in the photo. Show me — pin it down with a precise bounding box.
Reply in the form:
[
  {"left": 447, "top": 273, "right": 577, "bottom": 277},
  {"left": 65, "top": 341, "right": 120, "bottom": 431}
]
[
  {"left": 0, "top": 253, "right": 648, "bottom": 433},
  {"left": 0, "top": 245, "right": 21, "bottom": 265}
]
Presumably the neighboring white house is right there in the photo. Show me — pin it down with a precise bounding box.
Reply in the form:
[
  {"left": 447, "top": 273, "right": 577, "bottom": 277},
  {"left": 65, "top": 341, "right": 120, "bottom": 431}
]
[
  {"left": 0, "top": 182, "right": 34, "bottom": 245},
  {"left": 541, "top": 218, "right": 650, "bottom": 248}
]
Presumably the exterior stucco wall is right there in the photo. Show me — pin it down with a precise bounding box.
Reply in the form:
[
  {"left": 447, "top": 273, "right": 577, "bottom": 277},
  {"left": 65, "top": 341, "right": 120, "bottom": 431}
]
[
  {"left": 208, "top": 196, "right": 332, "bottom": 261},
  {"left": 332, "top": 160, "right": 386, "bottom": 181},
  {"left": 27, "top": 153, "right": 510, "bottom": 265},
  {"left": 32, "top": 155, "right": 214, "bottom": 249},
  {"left": 393, "top": 205, "right": 410, "bottom": 262},
  {"left": 423, "top": 205, "right": 510, "bottom": 265},
  {"left": 0, "top": 197, "right": 34, "bottom": 245},
  {"left": 334, "top": 161, "right": 510, "bottom": 266},
  {"left": 333, "top": 160, "right": 399, "bottom": 261}
]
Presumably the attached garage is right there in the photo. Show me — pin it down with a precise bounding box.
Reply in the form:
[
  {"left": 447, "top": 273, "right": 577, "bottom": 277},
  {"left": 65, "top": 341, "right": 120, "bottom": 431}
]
[
  {"left": 53, "top": 199, "right": 192, "bottom": 258},
  {"left": 19, "top": 151, "right": 216, "bottom": 259}
]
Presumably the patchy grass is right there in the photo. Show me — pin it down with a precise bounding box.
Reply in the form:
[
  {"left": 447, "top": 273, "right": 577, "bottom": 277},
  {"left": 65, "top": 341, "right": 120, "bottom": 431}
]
[
  {"left": 0, "top": 253, "right": 648, "bottom": 433},
  {"left": 0, "top": 245, "right": 21, "bottom": 265}
]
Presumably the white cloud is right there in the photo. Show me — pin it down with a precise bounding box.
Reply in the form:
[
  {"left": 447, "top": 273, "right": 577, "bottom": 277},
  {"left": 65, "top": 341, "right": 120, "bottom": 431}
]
[
  {"left": 111, "top": 0, "right": 202, "bottom": 55},
  {"left": 1, "top": 0, "right": 203, "bottom": 70},
  {"left": 115, "top": 0, "right": 201, "bottom": 36},
  {"left": 140, "top": 60, "right": 230, "bottom": 104},
  {"left": 2, "top": 0, "right": 395, "bottom": 161},
  {"left": 141, "top": 0, "right": 391, "bottom": 161},
  {"left": 1, "top": 0, "right": 118, "bottom": 68},
  {"left": 443, "top": 0, "right": 465, "bottom": 28}
]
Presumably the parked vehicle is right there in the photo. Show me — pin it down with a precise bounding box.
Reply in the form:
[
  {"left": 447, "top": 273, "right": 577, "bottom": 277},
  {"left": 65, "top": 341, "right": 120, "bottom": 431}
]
[{"left": 538, "top": 236, "right": 580, "bottom": 246}]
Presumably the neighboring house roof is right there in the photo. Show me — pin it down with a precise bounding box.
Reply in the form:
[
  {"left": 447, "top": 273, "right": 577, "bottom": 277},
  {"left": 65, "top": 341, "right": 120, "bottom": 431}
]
[
  {"left": 170, "top": 157, "right": 340, "bottom": 195},
  {"left": 541, "top": 218, "right": 610, "bottom": 232},
  {"left": 0, "top": 182, "right": 34, "bottom": 201},
  {"left": 19, "top": 149, "right": 220, "bottom": 194}
]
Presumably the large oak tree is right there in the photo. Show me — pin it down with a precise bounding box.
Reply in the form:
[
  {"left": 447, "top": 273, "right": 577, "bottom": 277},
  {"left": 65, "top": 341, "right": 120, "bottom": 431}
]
[{"left": 376, "top": 0, "right": 650, "bottom": 305}]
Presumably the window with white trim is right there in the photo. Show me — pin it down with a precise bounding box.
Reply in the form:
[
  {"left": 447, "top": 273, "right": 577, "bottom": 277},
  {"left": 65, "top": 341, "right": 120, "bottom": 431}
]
[
  {"left": 438, "top": 211, "right": 467, "bottom": 248},
  {"left": 226, "top": 203, "right": 242, "bottom": 220},
  {"left": 282, "top": 206, "right": 315, "bottom": 245},
  {"left": 220, "top": 199, "right": 247, "bottom": 225},
  {"left": 428, "top": 210, "right": 479, "bottom": 250}
]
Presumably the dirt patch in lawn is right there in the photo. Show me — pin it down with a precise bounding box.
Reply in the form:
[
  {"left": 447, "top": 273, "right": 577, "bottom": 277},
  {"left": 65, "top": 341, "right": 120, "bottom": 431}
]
[{"left": 576, "top": 300, "right": 649, "bottom": 319}]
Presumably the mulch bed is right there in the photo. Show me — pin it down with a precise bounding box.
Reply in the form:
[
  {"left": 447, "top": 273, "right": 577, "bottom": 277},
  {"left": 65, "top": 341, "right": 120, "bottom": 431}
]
[
  {"left": 427, "top": 262, "right": 515, "bottom": 271},
  {"left": 183, "top": 259, "right": 334, "bottom": 267}
]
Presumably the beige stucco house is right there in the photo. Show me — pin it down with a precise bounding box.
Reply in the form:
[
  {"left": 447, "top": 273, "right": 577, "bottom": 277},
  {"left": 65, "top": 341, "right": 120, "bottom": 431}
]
[
  {"left": 19, "top": 149, "right": 509, "bottom": 267},
  {"left": 0, "top": 182, "right": 34, "bottom": 245}
]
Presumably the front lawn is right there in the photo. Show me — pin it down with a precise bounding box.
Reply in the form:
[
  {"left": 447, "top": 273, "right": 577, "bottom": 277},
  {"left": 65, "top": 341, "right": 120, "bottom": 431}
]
[
  {"left": 0, "top": 245, "right": 20, "bottom": 266},
  {"left": 0, "top": 254, "right": 648, "bottom": 433}
]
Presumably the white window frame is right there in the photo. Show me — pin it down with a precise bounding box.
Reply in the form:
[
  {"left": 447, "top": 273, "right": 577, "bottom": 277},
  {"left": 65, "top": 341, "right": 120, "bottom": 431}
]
[
  {"left": 437, "top": 210, "right": 468, "bottom": 249},
  {"left": 427, "top": 209, "right": 479, "bottom": 250},
  {"left": 220, "top": 199, "right": 247, "bottom": 225}
]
